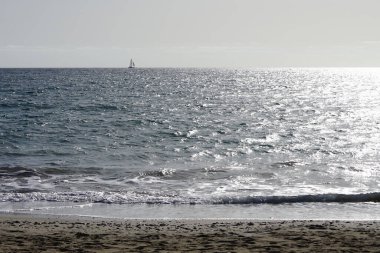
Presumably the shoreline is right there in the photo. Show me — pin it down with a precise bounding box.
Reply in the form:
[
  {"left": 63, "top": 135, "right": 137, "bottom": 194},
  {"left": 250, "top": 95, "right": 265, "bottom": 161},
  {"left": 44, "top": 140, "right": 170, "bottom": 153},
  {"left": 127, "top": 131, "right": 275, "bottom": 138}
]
[
  {"left": 1, "top": 214, "right": 379, "bottom": 252},
  {"left": 2, "top": 201, "right": 380, "bottom": 220}
]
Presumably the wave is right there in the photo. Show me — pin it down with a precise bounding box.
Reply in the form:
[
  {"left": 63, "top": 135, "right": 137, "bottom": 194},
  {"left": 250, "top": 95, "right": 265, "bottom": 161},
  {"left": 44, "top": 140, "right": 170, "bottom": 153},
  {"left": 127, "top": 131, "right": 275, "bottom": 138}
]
[
  {"left": 0, "top": 191, "right": 192, "bottom": 204},
  {"left": 0, "top": 166, "right": 103, "bottom": 177},
  {"left": 1, "top": 191, "right": 379, "bottom": 205},
  {"left": 215, "top": 192, "right": 380, "bottom": 204},
  {"left": 0, "top": 166, "right": 48, "bottom": 178}
]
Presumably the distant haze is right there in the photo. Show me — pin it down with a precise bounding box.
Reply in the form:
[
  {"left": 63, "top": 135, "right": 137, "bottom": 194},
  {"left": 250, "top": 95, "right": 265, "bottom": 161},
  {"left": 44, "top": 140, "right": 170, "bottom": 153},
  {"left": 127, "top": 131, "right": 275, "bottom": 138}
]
[{"left": 1, "top": 0, "right": 380, "bottom": 68}]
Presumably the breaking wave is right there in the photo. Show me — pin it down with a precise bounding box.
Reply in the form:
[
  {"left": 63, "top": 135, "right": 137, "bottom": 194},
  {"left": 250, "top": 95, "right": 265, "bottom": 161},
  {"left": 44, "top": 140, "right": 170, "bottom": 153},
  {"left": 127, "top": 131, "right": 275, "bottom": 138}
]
[{"left": 1, "top": 191, "right": 379, "bottom": 205}]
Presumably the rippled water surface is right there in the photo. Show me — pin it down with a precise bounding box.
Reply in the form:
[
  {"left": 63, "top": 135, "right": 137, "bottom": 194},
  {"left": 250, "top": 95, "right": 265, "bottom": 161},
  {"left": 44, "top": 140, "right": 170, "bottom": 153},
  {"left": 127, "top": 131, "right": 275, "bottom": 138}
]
[{"left": 0, "top": 68, "right": 380, "bottom": 204}]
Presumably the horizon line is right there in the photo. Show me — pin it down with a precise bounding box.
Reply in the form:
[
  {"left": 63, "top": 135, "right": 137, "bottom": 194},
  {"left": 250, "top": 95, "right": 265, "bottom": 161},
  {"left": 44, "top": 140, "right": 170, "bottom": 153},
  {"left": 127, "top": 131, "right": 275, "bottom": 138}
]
[{"left": 1, "top": 66, "right": 380, "bottom": 69}]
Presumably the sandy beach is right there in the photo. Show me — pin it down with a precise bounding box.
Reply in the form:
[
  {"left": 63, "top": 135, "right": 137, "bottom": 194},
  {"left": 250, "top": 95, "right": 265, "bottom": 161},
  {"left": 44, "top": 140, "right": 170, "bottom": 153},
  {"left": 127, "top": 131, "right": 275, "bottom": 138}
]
[{"left": 0, "top": 215, "right": 379, "bottom": 252}]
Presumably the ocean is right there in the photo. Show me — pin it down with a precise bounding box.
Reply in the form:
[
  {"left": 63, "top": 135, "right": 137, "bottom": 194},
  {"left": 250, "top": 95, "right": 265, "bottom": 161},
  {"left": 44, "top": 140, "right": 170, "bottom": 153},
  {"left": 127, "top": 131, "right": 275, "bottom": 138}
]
[{"left": 0, "top": 68, "right": 379, "bottom": 219}]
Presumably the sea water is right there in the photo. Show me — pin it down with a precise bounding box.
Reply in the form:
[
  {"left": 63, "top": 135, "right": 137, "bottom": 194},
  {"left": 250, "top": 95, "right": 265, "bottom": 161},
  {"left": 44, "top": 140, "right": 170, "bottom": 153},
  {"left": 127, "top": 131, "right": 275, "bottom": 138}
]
[{"left": 0, "top": 68, "right": 379, "bottom": 219}]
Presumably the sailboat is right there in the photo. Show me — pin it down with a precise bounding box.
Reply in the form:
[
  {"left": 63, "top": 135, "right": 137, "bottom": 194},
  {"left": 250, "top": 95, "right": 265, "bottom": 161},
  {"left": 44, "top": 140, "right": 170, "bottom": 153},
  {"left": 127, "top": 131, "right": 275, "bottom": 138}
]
[{"left": 128, "top": 59, "right": 135, "bottom": 68}]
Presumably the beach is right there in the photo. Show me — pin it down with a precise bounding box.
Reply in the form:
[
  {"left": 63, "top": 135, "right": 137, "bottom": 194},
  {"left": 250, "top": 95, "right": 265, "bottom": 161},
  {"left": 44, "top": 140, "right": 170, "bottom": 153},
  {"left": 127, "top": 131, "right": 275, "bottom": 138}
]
[{"left": 0, "top": 214, "right": 379, "bottom": 252}]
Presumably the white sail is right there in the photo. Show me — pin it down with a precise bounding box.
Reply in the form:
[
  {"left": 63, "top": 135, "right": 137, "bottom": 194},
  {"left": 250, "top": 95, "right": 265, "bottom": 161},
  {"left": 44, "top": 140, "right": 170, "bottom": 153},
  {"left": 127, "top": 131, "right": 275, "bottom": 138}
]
[{"left": 129, "top": 59, "right": 134, "bottom": 68}]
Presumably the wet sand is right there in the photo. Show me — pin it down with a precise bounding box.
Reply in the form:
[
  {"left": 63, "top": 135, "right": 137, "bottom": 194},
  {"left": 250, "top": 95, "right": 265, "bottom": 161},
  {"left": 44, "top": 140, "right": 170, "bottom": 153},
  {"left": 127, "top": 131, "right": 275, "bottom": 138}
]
[{"left": 0, "top": 215, "right": 379, "bottom": 252}]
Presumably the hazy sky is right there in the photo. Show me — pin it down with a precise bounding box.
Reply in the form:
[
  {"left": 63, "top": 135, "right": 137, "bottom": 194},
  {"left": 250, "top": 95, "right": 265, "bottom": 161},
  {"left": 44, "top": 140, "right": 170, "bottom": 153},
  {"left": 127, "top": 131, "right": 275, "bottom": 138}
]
[{"left": 1, "top": 0, "right": 380, "bottom": 68}]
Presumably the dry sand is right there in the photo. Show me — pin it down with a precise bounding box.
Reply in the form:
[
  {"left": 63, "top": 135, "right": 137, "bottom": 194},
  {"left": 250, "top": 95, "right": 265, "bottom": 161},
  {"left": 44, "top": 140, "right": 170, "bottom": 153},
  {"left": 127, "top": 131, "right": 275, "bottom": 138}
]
[{"left": 0, "top": 214, "right": 379, "bottom": 252}]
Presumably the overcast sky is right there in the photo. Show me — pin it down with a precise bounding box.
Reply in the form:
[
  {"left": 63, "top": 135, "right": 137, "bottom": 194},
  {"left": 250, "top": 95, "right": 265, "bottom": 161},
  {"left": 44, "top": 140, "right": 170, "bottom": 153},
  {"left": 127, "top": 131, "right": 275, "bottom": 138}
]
[{"left": 1, "top": 0, "right": 380, "bottom": 68}]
